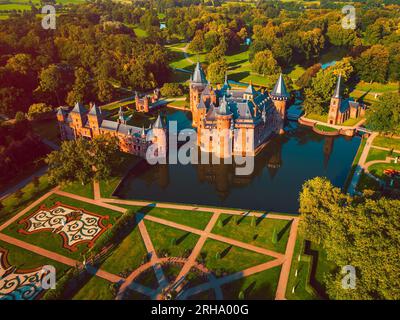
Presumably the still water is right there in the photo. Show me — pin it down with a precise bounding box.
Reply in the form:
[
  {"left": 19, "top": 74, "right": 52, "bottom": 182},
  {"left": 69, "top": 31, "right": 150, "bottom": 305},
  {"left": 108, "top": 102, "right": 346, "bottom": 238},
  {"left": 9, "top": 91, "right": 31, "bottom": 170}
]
[{"left": 116, "top": 111, "right": 360, "bottom": 214}]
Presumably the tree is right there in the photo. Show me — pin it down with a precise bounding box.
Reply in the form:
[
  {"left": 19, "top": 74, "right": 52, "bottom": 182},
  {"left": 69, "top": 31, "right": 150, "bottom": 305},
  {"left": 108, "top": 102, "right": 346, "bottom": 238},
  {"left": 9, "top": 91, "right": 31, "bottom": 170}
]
[
  {"left": 207, "top": 60, "right": 228, "bottom": 84},
  {"left": 97, "top": 80, "right": 114, "bottom": 104},
  {"left": 207, "top": 44, "right": 226, "bottom": 64},
  {"left": 160, "top": 83, "right": 183, "bottom": 97},
  {"left": 188, "top": 30, "right": 205, "bottom": 53},
  {"left": 355, "top": 45, "right": 389, "bottom": 83},
  {"left": 251, "top": 50, "right": 281, "bottom": 76},
  {"left": 27, "top": 103, "right": 52, "bottom": 119},
  {"left": 299, "top": 177, "right": 400, "bottom": 300},
  {"left": 14, "top": 189, "right": 23, "bottom": 200},
  {"left": 39, "top": 64, "right": 73, "bottom": 106},
  {"left": 46, "top": 135, "right": 120, "bottom": 186},
  {"left": 32, "top": 176, "right": 40, "bottom": 189},
  {"left": 326, "top": 24, "right": 357, "bottom": 47},
  {"left": 366, "top": 92, "right": 400, "bottom": 134},
  {"left": 66, "top": 67, "right": 93, "bottom": 106}
]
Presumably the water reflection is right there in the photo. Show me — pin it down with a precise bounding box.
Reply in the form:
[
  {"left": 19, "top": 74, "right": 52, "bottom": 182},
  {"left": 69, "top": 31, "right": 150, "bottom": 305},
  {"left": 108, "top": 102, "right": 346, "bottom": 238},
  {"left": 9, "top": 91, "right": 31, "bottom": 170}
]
[{"left": 116, "top": 121, "right": 360, "bottom": 213}]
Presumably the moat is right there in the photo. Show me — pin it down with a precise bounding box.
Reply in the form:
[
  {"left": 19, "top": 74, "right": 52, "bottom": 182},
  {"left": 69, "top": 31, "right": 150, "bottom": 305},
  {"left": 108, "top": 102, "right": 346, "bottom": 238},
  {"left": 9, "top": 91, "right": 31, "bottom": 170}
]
[{"left": 115, "top": 110, "right": 361, "bottom": 213}]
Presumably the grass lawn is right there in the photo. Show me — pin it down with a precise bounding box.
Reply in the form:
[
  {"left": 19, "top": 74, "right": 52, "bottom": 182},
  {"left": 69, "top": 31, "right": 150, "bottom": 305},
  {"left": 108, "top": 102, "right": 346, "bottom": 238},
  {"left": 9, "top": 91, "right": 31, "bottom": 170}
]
[
  {"left": 372, "top": 136, "right": 400, "bottom": 151},
  {"left": 285, "top": 236, "right": 318, "bottom": 300},
  {"left": 61, "top": 181, "right": 94, "bottom": 199},
  {"left": 341, "top": 117, "right": 362, "bottom": 127},
  {"left": 147, "top": 207, "right": 213, "bottom": 230},
  {"left": 366, "top": 148, "right": 400, "bottom": 163},
  {"left": 162, "top": 262, "right": 183, "bottom": 283},
  {"left": 198, "top": 239, "right": 274, "bottom": 276},
  {"left": 2, "top": 194, "right": 123, "bottom": 260},
  {"left": 368, "top": 162, "right": 400, "bottom": 180},
  {"left": 220, "top": 266, "right": 281, "bottom": 300},
  {"left": 100, "top": 226, "right": 147, "bottom": 276},
  {"left": 314, "top": 124, "right": 337, "bottom": 133},
  {"left": 354, "top": 81, "right": 399, "bottom": 93},
  {"left": 145, "top": 220, "right": 199, "bottom": 258},
  {"left": 305, "top": 113, "right": 328, "bottom": 122},
  {"left": 135, "top": 267, "right": 159, "bottom": 289},
  {"left": 72, "top": 276, "right": 115, "bottom": 300},
  {"left": 0, "top": 240, "right": 70, "bottom": 276},
  {"left": 211, "top": 214, "right": 291, "bottom": 253},
  {"left": 0, "top": 174, "right": 53, "bottom": 225}
]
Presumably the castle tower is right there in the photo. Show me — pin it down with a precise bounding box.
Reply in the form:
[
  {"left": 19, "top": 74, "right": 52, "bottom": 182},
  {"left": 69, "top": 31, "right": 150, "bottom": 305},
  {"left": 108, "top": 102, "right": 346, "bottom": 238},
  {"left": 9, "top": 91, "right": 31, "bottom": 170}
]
[
  {"left": 243, "top": 81, "right": 256, "bottom": 100},
  {"left": 69, "top": 102, "right": 87, "bottom": 136},
  {"left": 135, "top": 91, "right": 140, "bottom": 112},
  {"left": 215, "top": 96, "right": 233, "bottom": 158},
  {"left": 328, "top": 75, "right": 342, "bottom": 125},
  {"left": 144, "top": 96, "right": 149, "bottom": 112},
  {"left": 190, "top": 62, "right": 208, "bottom": 127},
  {"left": 151, "top": 114, "right": 167, "bottom": 159},
  {"left": 88, "top": 103, "right": 102, "bottom": 134},
  {"left": 270, "top": 74, "right": 290, "bottom": 134}
]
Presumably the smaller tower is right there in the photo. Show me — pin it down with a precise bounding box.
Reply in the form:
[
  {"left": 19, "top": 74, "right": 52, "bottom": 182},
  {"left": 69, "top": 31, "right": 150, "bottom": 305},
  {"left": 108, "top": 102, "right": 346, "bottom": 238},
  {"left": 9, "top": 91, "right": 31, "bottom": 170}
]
[
  {"left": 88, "top": 103, "right": 102, "bottom": 133},
  {"left": 243, "top": 81, "right": 256, "bottom": 101},
  {"left": 215, "top": 97, "right": 233, "bottom": 158},
  {"left": 135, "top": 91, "right": 140, "bottom": 112},
  {"left": 328, "top": 75, "right": 342, "bottom": 125},
  {"left": 151, "top": 114, "right": 167, "bottom": 159},
  {"left": 56, "top": 107, "right": 68, "bottom": 140},
  {"left": 190, "top": 62, "right": 208, "bottom": 126},
  {"left": 270, "top": 74, "right": 290, "bottom": 134},
  {"left": 69, "top": 102, "right": 87, "bottom": 132}
]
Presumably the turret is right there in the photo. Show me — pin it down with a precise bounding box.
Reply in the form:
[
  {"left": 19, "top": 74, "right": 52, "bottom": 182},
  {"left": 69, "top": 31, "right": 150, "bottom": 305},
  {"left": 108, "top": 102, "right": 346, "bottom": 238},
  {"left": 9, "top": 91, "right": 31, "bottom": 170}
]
[
  {"left": 216, "top": 96, "right": 233, "bottom": 158},
  {"left": 88, "top": 103, "right": 102, "bottom": 130},
  {"left": 70, "top": 102, "right": 87, "bottom": 128},
  {"left": 151, "top": 114, "right": 167, "bottom": 159},
  {"left": 270, "top": 73, "right": 290, "bottom": 120},
  {"left": 243, "top": 81, "right": 256, "bottom": 100}
]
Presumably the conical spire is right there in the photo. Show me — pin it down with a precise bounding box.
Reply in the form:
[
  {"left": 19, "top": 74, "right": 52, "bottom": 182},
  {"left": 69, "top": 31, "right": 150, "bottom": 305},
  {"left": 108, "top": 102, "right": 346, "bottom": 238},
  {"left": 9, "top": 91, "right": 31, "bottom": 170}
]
[
  {"left": 191, "top": 62, "right": 207, "bottom": 84},
  {"left": 222, "top": 72, "right": 231, "bottom": 91},
  {"left": 218, "top": 96, "right": 231, "bottom": 115},
  {"left": 153, "top": 114, "right": 164, "bottom": 129},
  {"left": 271, "top": 73, "right": 289, "bottom": 99},
  {"left": 71, "top": 102, "right": 86, "bottom": 114},
  {"left": 333, "top": 74, "right": 342, "bottom": 99},
  {"left": 141, "top": 126, "right": 146, "bottom": 137},
  {"left": 88, "top": 103, "right": 101, "bottom": 116},
  {"left": 245, "top": 80, "right": 256, "bottom": 95}
]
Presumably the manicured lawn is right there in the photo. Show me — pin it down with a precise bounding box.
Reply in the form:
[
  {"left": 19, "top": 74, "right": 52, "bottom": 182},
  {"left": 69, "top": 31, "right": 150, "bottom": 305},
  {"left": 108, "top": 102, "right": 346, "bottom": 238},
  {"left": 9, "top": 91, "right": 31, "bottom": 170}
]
[
  {"left": 72, "top": 276, "right": 115, "bottom": 300},
  {"left": 372, "top": 136, "right": 400, "bottom": 151},
  {"left": 147, "top": 207, "right": 213, "bottom": 230},
  {"left": 0, "top": 174, "right": 53, "bottom": 225},
  {"left": 162, "top": 263, "right": 182, "bottom": 282},
  {"left": 366, "top": 148, "right": 400, "bottom": 163},
  {"left": 2, "top": 194, "right": 122, "bottom": 260},
  {"left": 100, "top": 227, "right": 147, "bottom": 276},
  {"left": 0, "top": 240, "right": 70, "bottom": 276},
  {"left": 341, "top": 117, "right": 362, "bottom": 127},
  {"left": 212, "top": 214, "right": 292, "bottom": 253},
  {"left": 354, "top": 81, "right": 398, "bottom": 93},
  {"left": 368, "top": 162, "right": 400, "bottom": 180},
  {"left": 135, "top": 267, "right": 159, "bottom": 289},
  {"left": 285, "top": 236, "right": 319, "bottom": 300},
  {"left": 306, "top": 113, "right": 328, "bottom": 122},
  {"left": 61, "top": 182, "right": 94, "bottom": 199},
  {"left": 145, "top": 220, "right": 199, "bottom": 258},
  {"left": 315, "top": 124, "right": 337, "bottom": 133},
  {"left": 220, "top": 266, "right": 281, "bottom": 300},
  {"left": 198, "top": 239, "right": 273, "bottom": 276}
]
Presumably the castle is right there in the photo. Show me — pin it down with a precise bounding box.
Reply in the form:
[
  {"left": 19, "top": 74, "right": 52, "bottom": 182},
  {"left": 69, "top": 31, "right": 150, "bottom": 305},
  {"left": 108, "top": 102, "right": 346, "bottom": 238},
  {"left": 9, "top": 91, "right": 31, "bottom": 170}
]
[
  {"left": 189, "top": 62, "right": 290, "bottom": 157},
  {"left": 328, "top": 75, "right": 366, "bottom": 125},
  {"left": 56, "top": 102, "right": 167, "bottom": 159},
  {"left": 135, "top": 89, "right": 161, "bottom": 113}
]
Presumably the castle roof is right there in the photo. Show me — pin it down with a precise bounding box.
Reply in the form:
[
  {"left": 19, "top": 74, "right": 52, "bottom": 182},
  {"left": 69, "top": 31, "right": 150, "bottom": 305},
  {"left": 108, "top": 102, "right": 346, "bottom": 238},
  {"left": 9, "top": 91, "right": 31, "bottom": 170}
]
[
  {"left": 205, "top": 103, "right": 217, "bottom": 121},
  {"left": 71, "top": 102, "right": 86, "bottom": 114},
  {"left": 221, "top": 73, "right": 231, "bottom": 92},
  {"left": 191, "top": 62, "right": 207, "bottom": 85},
  {"left": 333, "top": 74, "right": 342, "bottom": 99},
  {"left": 57, "top": 107, "right": 67, "bottom": 116},
  {"left": 217, "top": 96, "right": 231, "bottom": 115},
  {"left": 270, "top": 74, "right": 290, "bottom": 99}
]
